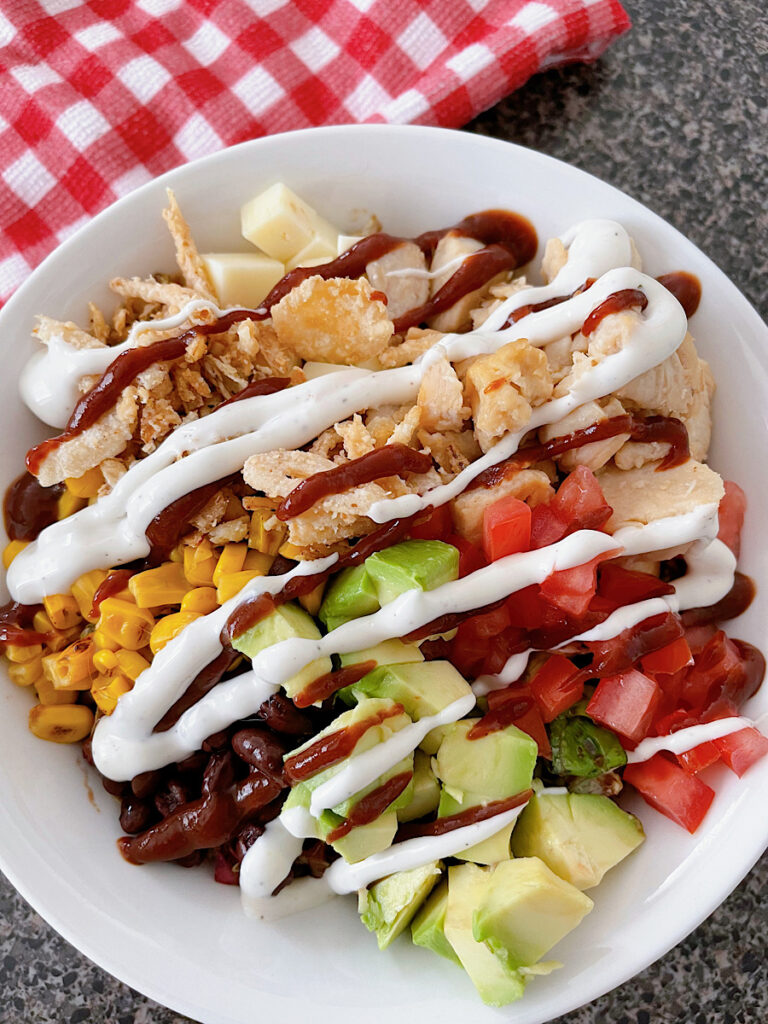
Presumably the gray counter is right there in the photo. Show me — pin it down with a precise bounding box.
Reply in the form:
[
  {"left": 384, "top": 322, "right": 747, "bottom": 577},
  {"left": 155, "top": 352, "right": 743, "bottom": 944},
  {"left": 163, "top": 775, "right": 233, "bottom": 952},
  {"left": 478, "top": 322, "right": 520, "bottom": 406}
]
[{"left": 1, "top": 0, "right": 766, "bottom": 1020}]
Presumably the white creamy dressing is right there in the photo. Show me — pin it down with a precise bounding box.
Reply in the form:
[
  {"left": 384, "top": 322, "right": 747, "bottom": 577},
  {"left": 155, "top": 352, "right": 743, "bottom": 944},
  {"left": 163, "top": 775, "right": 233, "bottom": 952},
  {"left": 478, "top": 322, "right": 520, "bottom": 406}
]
[
  {"left": 14, "top": 217, "right": 747, "bottom": 917},
  {"left": 626, "top": 717, "right": 755, "bottom": 764}
]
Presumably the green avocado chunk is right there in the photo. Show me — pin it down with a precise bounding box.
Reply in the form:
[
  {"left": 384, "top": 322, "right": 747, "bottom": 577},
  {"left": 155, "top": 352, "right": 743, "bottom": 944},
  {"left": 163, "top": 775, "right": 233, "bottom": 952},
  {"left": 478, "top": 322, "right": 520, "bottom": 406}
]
[
  {"left": 435, "top": 720, "right": 537, "bottom": 801},
  {"left": 511, "top": 792, "right": 645, "bottom": 889},
  {"left": 397, "top": 750, "right": 440, "bottom": 823},
  {"left": 338, "top": 638, "right": 424, "bottom": 670},
  {"left": 359, "top": 861, "right": 442, "bottom": 949},
  {"left": 323, "top": 810, "right": 399, "bottom": 863},
  {"left": 550, "top": 713, "right": 627, "bottom": 778},
  {"left": 231, "top": 602, "right": 331, "bottom": 699},
  {"left": 472, "top": 857, "right": 593, "bottom": 971},
  {"left": 411, "top": 880, "right": 461, "bottom": 966},
  {"left": 437, "top": 791, "right": 514, "bottom": 866},
  {"left": 319, "top": 565, "right": 380, "bottom": 632},
  {"left": 364, "top": 540, "right": 459, "bottom": 604},
  {"left": 350, "top": 660, "right": 472, "bottom": 720},
  {"left": 443, "top": 864, "right": 528, "bottom": 1006}
]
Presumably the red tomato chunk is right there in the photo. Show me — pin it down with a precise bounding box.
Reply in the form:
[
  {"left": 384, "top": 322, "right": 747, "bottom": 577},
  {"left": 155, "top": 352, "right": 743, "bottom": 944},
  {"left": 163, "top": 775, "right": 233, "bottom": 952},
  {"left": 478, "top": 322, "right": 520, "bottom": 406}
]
[
  {"left": 642, "top": 637, "right": 693, "bottom": 676},
  {"left": 482, "top": 496, "right": 532, "bottom": 561},
  {"left": 717, "top": 480, "right": 746, "bottom": 558},
  {"left": 587, "top": 669, "right": 662, "bottom": 744},
  {"left": 530, "top": 654, "right": 583, "bottom": 722},
  {"left": 552, "top": 464, "right": 613, "bottom": 532},
  {"left": 624, "top": 754, "right": 715, "bottom": 833},
  {"left": 539, "top": 552, "right": 613, "bottom": 619},
  {"left": 714, "top": 727, "right": 768, "bottom": 777},
  {"left": 410, "top": 504, "right": 453, "bottom": 541}
]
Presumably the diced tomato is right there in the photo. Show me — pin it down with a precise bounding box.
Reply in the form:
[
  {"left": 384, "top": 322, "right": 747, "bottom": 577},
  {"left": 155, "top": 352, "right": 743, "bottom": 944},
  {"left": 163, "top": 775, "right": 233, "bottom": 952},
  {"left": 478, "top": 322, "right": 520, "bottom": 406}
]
[
  {"left": 505, "top": 584, "right": 546, "bottom": 630},
  {"left": 460, "top": 604, "right": 512, "bottom": 641},
  {"left": 684, "top": 622, "right": 718, "bottom": 655},
  {"left": 713, "top": 727, "right": 768, "bottom": 777},
  {"left": 552, "top": 465, "right": 612, "bottom": 532},
  {"left": 642, "top": 637, "right": 693, "bottom": 676},
  {"left": 482, "top": 629, "right": 526, "bottom": 675},
  {"left": 449, "top": 626, "right": 488, "bottom": 676},
  {"left": 410, "top": 504, "right": 453, "bottom": 541},
  {"left": 677, "top": 740, "right": 721, "bottom": 775},
  {"left": 539, "top": 552, "right": 614, "bottom": 619},
  {"left": 530, "top": 654, "right": 583, "bottom": 722},
  {"left": 586, "top": 612, "right": 684, "bottom": 679},
  {"left": 213, "top": 851, "right": 239, "bottom": 885},
  {"left": 623, "top": 754, "right": 715, "bottom": 833},
  {"left": 482, "top": 496, "right": 532, "bottom": 562},
  {"left": 587, "top": 669, "right": 662, "bottom": 744},
  {"left": 447, "top": 534, "right": 487, "bottom": 578},
  {"left": 717, "top": 481, "right": 746, "bottom": 558},
  {"left": 682, "top": 630, "right": 754, "bottom": 714},
  {"left": 529, "top": 502, "right": 569, "bottom": 549},
  {"left": 509, "top": 703, "right": 552, "bottom": 759},
  {"left": 597, "top": 563, "right": 674, "bottom": 605}
]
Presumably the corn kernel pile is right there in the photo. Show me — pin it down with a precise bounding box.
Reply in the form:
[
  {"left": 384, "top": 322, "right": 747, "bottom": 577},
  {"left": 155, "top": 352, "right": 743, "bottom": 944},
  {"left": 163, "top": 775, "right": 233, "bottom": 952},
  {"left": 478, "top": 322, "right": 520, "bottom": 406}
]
[{"left": 3, "top": 474, "right": 304, "bottom": 745}]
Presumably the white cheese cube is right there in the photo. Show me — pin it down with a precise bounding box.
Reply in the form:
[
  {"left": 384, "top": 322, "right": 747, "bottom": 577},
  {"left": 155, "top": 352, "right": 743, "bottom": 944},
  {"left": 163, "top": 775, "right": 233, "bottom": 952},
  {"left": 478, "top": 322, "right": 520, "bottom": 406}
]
[
  {"left": 285, "top": 231, "right": 338, "bottom": 271},
  {"left": 337, "top": 234, "right": 365, "bottom": 255},
  {"left": 202, "top": 252, "right": 285, "bottom": 308},
  {"left": 240, "top": 183, "right": 340, "bottom": 263}
]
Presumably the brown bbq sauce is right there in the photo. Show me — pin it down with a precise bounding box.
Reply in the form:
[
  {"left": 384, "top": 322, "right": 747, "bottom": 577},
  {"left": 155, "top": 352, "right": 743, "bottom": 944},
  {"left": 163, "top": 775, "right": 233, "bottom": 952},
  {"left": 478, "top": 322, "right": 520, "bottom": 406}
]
[
  {"left": 276, "top": 444, "right": 432, "bottom": 521},
  {"left": 657, "top": 272, "right": 702, "bottom": 319},
  {"left": 0, "top": 601, "right": 47, "bottom": 646},
  {"left": 503, "top": 278, "right": 596, "bottom": 327},
  {"left": 467, "top": 695, "right": 536, "bottom": 739},
  {"left": 3, "top": 472, "right": 63, "bottom": 541},
  {"left": 293, "top": 660, "right": 377, "bottom": 709},
  {"left": 582, "top": 288, "right": 648, "bottom": 336},
  {"left": 325, "top": 770, "right": 413, "bottom": 843},
  {"left": 90, "top": 568, "right": 137, "bottom": 617},
  {"left": 154, "top": 648, "right": 241, "bottom": 733},
  {"left": 283, "top": 703, "right": 405, "bottom": 783},
  {"left": 681, "top": 572, "right": 755, "bottom": 627},
  {"left": 396, "top": 789, "right": 532, "bottom": 841}
]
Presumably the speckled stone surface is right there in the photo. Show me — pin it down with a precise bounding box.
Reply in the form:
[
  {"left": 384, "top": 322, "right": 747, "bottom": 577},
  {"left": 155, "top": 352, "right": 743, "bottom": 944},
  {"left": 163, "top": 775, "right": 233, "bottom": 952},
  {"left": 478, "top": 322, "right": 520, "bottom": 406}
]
[{"left": 1, "top": 1, "right": 766, "bottom": 1022}]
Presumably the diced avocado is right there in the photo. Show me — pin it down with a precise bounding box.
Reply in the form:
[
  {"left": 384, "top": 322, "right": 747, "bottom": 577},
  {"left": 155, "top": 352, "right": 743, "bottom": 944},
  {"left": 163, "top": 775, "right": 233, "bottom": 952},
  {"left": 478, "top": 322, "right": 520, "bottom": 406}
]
[
  {"left": 232, "top": 602, "right": 331, "bottom": 699},
  {"left": 339, "top": 638, "right": 424, "bottom": 670},
  {"left": 472, "top": 857, "right": 593, "bottom": 971},
  {"left": 419, "top": 723, "right": 452, "bottom": 756},
  {"left": 511, "top": 792, "right": 644, "bottom": 889},
  {"left": 397, "top": 750, "right": 440, "bottom": 823},
  {"left": 284, "top": 697, "right": 410, "bottom": 785},
  {"left": 437, "top": 790, "right": 514, "bottom": 866},
  {"left": 444, "top": 864, "right": 528, "bottom": 1006},
  {"left": 435, "top": 720, "right": 537, "bottom": 801},
  {"left": 550, "top": 714, "right": 627, "bottom": 778},
  {"left": 359, "top": 861, "right": 442, "bottom": 949},
  {"left": 350, "top": 661, "right": 472, "bottom": 720},
  {"left": 411, "top": 880, "right": 461, "bottom": 966},
  {"left": 319, "top": 565, "right": 380, "bottom": 632},
  {"left": 324, "top": 810, "right": 399, "bottom": 863},
  {"left": 364, "top": 540, "right": 459, "bottom": 604},
  {"left": 330, "top": 751, "right": 414, "bottom": 818}
]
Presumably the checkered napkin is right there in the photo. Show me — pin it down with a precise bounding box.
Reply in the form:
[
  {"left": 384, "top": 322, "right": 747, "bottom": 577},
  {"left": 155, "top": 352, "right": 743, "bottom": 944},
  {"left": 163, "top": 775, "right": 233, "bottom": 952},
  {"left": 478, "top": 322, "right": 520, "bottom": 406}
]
[{"left": 0, "top": 0, "right": 629, "bottom": 304}]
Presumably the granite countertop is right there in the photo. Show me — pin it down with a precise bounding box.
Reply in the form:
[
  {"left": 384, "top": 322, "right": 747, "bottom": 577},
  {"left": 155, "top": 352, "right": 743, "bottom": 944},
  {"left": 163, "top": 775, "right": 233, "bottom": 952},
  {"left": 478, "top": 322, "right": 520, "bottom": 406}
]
[{"left": 1, "top": 0, "right": 766, "bottom": 1021}]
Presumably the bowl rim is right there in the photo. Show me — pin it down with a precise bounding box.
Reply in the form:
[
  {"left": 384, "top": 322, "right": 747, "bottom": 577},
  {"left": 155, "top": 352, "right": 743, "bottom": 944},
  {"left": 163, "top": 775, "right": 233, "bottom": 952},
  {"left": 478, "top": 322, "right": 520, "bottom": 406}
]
[{"left": 0, "top": 122, "right": 766, "bottom": 1024}]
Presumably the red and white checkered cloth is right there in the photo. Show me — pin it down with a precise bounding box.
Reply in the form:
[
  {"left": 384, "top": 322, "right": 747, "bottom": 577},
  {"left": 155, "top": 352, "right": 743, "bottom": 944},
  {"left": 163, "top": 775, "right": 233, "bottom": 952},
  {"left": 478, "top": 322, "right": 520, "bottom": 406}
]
[{"left": 0, "top": 0, "right": 629, "bottom": 304}]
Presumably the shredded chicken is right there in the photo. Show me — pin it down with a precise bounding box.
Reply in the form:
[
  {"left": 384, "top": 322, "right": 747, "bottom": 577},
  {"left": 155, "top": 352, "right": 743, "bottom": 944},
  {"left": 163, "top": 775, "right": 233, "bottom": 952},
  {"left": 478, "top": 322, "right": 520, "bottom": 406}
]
[
  {"left": 417, "top": 356, "right": 469, "bottom": 433},
  {"left": 365, "top": 242, "right": 429, "bottom": 320},
  {"left": 162, "top": 189, "right": 216, "bottom": 301},
  {"left": 598, "top": 459, "right": 725, "bottom": 532}
]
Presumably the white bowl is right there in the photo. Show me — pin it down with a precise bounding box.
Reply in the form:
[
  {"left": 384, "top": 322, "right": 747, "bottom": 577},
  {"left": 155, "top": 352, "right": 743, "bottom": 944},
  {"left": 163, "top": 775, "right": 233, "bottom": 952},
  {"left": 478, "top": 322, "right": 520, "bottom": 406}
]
[{"left": 1, "top": 125, "right": 766, "bottom": 1024}]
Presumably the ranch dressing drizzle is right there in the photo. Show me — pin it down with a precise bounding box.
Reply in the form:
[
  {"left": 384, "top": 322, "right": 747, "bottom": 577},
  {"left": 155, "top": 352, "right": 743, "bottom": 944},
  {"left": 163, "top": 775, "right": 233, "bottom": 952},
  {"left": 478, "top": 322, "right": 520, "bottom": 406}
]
[
  {"left": 19, "top": 299, "right": 219, "bottom": 429},
  {"left": 10, "top": 223, "right": 682, "bottom": 605},
  {"left": 626, "top": 717, "right": 756, "bottom": 765}
]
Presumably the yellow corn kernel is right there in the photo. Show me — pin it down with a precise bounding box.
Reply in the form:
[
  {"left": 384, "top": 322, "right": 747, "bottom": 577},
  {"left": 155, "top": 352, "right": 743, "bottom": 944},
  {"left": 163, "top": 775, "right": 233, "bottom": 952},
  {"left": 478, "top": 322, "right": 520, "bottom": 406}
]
[
  {"left": 93, "top": 649, "right": 118, "bottom": 674},
  {"left": 5, "top": 643, "right": 43, "bottom": 664},
  {"left": 2, "top": 539, "right": 29, "bottom": 569},
  {"left": 92, "top": 629, "right": 120, "bottom": 652},
  {"left": 149, "top": 611, "right": 202, "bottom": 654},
  {"left": 244, "top": 550, "right": 273, "bottom": 574},
  {"left": 65, "top": 466, "right": 104, "bottom": 498},
  {"left": 299, "top": 581, "right": 326, "bottom": 618},
  {"left": 278, "top": 541, "right": 304, "bottom": 560},
  {"left": 183, "top": 539, "right": 219, "bottom": 587},
  {"left": 57, "top": 491, "right": 87, "bottom": 520},
  {"left": 43, "top": 594, "right": 81, "bottom": 631},
  {"left": 180, "top": 587, "right": 219, "bottom": 615},
  {"left": 128, "top": 562, "right": 192, "bottom": 608},
  {"left": 35, "top": 676, "right": 78, "bottom": 706},
  {"left": 114, "top": 649, "right": 150, "bottom": 681},
  {"left": 215, "top": 571, "right": 264, "bottom": 604},
  {"left": 42, "top": 637, "right": 95, "bottom": 691},
  {"left": 212, "top": 544, "right": 248, "bottom": 587},
  {"left": 97, "top": 598, "right": 155, "bottom": 651},
  {"left": 91, "top": 673, "right": 133, "bottom": 715},
  {"left": 169, "top": 543, "right": 184, "bottom": 563},
  {"left": 8, "top": 658, "right": 43, "bottom": 687},
  {"left": 28, "top": 704, "right": 93, "bottom": 743},
  {"left": 248, "top": 504, "right": 286, "bottom": 555},
  {"left": 71, "top": 569, "right": 108, "bottom": 622}
]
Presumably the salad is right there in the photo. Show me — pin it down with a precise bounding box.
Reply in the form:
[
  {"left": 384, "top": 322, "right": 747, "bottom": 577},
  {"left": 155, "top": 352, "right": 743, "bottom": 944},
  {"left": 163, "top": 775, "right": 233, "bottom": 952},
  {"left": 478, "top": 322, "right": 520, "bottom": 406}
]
[{"left": 2, "top": 182, "right": 766, "bottom": 1007}]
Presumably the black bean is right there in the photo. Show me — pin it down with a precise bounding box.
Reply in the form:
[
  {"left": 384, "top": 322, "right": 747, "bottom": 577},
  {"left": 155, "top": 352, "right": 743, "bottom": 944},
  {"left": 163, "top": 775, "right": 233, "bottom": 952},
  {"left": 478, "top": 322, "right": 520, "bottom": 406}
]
[
  {"left": 131, "top": 769, "right": 163, "bottom": 800},
  {"left": 120, "top": 796, "right": 153, "bottom": 834},
  {"left": 257, "top": 694, "right": 314, "bottom": 736},
  {"left": 202, "top": 750, "right": 236, "bottom": 795}
]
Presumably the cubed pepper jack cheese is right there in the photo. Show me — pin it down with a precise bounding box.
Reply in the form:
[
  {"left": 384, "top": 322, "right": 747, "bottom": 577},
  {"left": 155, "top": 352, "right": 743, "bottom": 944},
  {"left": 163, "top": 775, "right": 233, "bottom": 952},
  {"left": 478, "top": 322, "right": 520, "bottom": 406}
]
[
  {"left": 240, "top": 183, "right": 339, "bottom": 263},
  {"left": 202, "top": 253, "right": 285, "bottom": 308}
]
